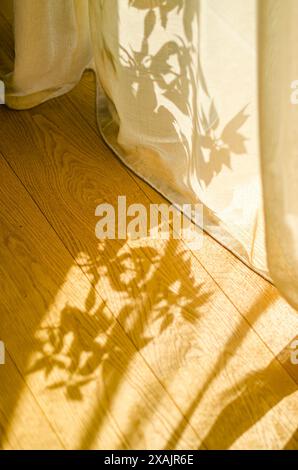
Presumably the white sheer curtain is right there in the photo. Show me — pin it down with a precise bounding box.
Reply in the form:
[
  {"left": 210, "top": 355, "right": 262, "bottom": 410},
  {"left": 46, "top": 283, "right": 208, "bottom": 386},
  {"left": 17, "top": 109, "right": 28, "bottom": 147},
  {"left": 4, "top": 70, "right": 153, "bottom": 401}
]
[
  {"left": 259, "top": 0, "right": 298, "bottom": 309},
  {"left": 3, "top": 0, "right": 298, "bottom": 310}
]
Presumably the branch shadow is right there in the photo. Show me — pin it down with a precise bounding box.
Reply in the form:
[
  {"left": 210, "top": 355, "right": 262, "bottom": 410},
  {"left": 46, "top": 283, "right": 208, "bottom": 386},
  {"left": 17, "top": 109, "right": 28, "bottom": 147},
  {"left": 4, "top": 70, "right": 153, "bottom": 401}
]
[
  {"left": 98, "top": 0, "right": 250, "bottom": 196},
  {"left": 284, "top": 428, "right": 298, "bottom": 450},
  {"left": 165, "top": 291, "right": 297, "bottom": 449},
  {"left": 26, "top": 234, "right": 211, "bottom": 448},
  {"left": 198, "top": 357, "right": 297, "bottom": 449}
]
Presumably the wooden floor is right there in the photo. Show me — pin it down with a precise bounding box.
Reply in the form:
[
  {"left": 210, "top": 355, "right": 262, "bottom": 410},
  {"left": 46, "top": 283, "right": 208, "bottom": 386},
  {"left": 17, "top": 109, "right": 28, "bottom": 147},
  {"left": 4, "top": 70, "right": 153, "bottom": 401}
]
[{"left": 0, "top": 5, "right": 298, "bottom": 450}]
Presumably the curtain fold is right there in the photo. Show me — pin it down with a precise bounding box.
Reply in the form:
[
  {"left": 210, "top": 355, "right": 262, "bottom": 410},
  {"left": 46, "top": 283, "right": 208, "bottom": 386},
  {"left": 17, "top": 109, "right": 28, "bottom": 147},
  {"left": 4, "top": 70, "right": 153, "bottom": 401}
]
[
  {"left": 2, "top": 0, "right": 298, "bottom": 310},
  {"left": 5, "top": 0, "right": 92, "bottom": 108},
  {"left": 258, "top": 0, "right": 298, "bottom": 309}
]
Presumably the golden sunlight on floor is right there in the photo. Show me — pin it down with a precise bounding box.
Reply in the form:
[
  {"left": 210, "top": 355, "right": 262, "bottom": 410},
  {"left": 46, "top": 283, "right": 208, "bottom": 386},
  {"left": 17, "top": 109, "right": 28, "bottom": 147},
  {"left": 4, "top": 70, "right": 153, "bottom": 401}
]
[{"left": 0, "top": 4, "right": 298, "bottom": 450}]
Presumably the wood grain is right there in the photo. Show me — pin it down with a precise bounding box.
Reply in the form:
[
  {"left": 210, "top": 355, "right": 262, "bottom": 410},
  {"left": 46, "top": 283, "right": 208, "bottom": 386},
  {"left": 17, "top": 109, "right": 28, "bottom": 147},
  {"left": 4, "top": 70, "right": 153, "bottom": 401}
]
[{"left": 0, "top": 152, "right": 204, "bottom": 449}]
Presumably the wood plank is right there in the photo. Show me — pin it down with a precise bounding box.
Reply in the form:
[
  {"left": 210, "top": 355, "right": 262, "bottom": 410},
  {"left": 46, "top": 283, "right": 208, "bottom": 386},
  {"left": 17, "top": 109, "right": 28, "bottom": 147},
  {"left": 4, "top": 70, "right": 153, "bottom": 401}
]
[
  {"left": 134, "top": 177, "right": 298, "bottom": 356},
  {"left": 1, "top": 75, "right": 297, "bottom": 449},
  {"left": 0, "top": 349, "right": 62, "bottom": 450},
  {"left": 0, "top": 154, "right": 199, "bottom": 449}
]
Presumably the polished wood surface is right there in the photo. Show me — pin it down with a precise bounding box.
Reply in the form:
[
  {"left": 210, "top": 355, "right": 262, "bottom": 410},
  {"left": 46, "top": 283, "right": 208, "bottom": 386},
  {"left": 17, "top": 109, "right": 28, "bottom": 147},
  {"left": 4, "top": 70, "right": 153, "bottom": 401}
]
[{"left": 0, "top": 5, "right": 297, "bottom": 449}]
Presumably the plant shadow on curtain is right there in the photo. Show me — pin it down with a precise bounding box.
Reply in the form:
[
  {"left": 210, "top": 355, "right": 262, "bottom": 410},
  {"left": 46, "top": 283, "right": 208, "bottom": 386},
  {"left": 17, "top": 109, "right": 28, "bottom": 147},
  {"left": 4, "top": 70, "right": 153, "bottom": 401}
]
[{"left": 91, "top": 0, "right": 268, "bottom": 280}]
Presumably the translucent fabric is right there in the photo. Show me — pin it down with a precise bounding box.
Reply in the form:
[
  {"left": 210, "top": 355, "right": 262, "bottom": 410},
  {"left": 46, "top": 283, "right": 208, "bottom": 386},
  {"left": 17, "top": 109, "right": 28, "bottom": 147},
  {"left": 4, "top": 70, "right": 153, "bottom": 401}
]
[{"left": 3, "top": 0, "right": 298, "bottom": 309}]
